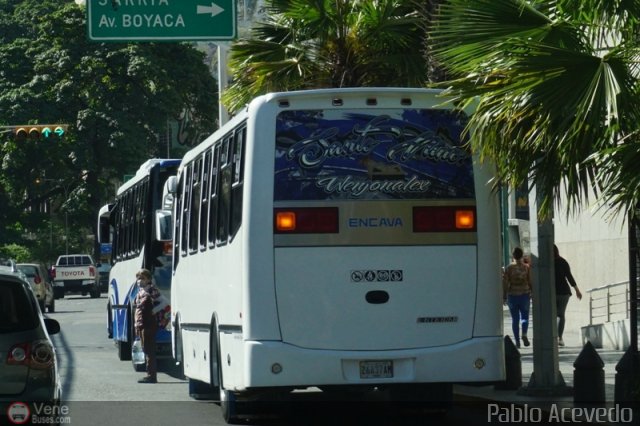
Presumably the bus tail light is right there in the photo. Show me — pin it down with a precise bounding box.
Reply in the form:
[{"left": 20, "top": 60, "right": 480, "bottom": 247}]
[
  {"left": 413, "top": 206, "right": 476, "bottom": 232},
  {"left": 274, "top": 208, "right": 339, "bottom": 234}
]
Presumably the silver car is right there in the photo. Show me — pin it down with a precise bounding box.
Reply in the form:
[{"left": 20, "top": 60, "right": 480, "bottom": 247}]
[
  {"left": 16, "top": 263, "right": 55, "bottom": 313},
  {"left": 0, "top": 264, "right": 61, "bottom": 416}
]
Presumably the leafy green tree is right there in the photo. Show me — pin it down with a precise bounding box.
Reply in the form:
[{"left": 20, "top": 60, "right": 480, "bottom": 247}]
[
  {"left": 0, "top": 0, "right": 217, "bottom": 260},
  {"left": 0, "top": 243, "right": 32, "bottom": 263},
  {"left": 430, "top": 0, "right": 640, "bottom": 218},
  {"left": 222, "top": 0, "right": 429, "bottom": 114}
]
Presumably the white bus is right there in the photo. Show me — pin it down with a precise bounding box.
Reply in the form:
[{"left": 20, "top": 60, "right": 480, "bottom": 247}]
[
  {"left": 165, "top": 88, "right": 504, "bottom": 422},
  {"left": 97, "top": 158, "right": 180, "bottom": 369}
]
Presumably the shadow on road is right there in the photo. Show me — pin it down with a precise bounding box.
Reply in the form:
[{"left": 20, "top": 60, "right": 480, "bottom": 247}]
[
  {"left": 58, "top": 295, "right": 108, "bottom": 300},
  {"left": 50, "top": 325, "right": 76, "bottom": 399}
]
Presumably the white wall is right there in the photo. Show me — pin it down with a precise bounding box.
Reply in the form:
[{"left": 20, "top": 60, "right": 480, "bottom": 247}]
[
  {"left": 554, "top": 206, "right": 629, "bottom": 289},
  {"left": 552, "top": 201, "right": 628, "bottom": 346}
]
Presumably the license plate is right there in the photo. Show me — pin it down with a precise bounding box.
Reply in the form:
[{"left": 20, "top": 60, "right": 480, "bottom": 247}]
[{"left": 359, "top": 360, "right": 393, "bottom": 379}]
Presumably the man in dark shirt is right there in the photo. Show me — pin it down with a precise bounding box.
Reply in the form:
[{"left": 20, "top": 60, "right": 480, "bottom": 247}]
[{"left": 554, "top": 245, "right": 582, "bottom": 346}]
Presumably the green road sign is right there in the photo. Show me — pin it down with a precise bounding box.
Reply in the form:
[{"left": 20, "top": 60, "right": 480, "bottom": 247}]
[{"left": 87, "top": 0, "right": 236, "bottom": 41}]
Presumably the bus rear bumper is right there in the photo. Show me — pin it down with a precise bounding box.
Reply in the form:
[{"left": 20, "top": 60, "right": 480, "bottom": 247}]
[{"left": 237, "top": 336, "right": 505, "bottom": 390}]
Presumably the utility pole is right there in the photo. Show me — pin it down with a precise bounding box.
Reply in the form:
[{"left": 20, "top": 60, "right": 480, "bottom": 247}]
[{"left": 38, "top": 178, "right": 72, "bottom": 255}]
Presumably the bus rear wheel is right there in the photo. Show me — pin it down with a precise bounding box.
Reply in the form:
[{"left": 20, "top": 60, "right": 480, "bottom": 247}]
[
  {"left": 107, "top": 304, "right": 113, "bottom": 338},
  {"left": 117, "top": 310, "right": 133, "bottom": 361},
  {"left": 216, "top": 338, "right": 264, "bottom": 423},
  {"left": 117, "top": 340, "right": 132, "bottom": 361},
  {"left": 220, "top": 388, "right": 242, "bottom": 424}
]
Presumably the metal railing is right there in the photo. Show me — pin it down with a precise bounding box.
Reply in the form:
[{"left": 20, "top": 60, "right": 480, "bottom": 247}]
[{"left": 587, "top": 281, "right": 631, "bottom": 325}]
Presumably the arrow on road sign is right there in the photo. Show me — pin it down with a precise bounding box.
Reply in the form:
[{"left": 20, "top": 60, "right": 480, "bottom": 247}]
[{"left": 197, "top": 3, "right": 224, "bottom": 17}]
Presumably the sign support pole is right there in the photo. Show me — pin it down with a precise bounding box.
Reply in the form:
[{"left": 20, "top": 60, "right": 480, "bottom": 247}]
[{"left": 218, "top": 43, "right": 230, "bottom": 127}]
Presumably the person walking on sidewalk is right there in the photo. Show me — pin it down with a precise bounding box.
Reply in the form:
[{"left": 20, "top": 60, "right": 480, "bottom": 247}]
[
  {"left": 503, "top": 247, "right": 532, "bottom": 348},
  {"left": 554, "top": 245, "right": 582, "bottom": 347},
  {"left": 134, "top": 268, "right": 160, "bottom": 383}
]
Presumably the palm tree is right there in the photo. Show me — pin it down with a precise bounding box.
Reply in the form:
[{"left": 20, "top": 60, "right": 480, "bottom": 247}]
[
  {"left": 430, "top": 0, "right": 640, "bottom": 219},
  {"left": 222, "top": 0, "right": 429, "bottom": 114},
  {"left": 430, "top": 0, "right": 640, "bottom": 388}
]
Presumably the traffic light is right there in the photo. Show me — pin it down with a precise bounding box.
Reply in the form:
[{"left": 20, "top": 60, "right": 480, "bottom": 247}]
[{"left": 13, "top": 125, "right": 68, "bottom": 140}]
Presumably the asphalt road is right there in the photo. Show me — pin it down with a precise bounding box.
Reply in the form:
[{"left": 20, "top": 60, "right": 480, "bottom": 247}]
[
  {"left": 47, "top": 294, "right": 222, "bottom": 426},
  {"left": 44, "top": 295, "right": 520, "bottom": 426}
]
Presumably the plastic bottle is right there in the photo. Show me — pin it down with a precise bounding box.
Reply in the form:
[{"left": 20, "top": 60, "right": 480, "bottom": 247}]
[{"left": 132, "top": 337, "right": 145, "bottom": 364}]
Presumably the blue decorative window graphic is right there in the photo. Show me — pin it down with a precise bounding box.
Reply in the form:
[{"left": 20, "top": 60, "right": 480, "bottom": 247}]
[{"left": 274, "top": 109, "right": 474, "bottom": 201}]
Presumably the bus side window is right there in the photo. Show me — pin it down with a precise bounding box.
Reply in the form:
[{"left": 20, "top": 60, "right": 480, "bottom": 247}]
[
  {"left": 208, "top": 145, "right": 219, "bottom": 248},
  {"left": 181, "top": 165, "right": 192, "bottom": 257},
  {"left": 200, "top": 150, "right": 211, "bottom": 250},
  {"left": 133, "top": 184, "right": 141, "bottom": 255},
  {"left": 115, "top": 197, "right": 124, "bottom": 261},
  {"left": 189, "top": 157, "right": 202, "bottom": 254},
  {"left": 217, "top": 136, "right": 231, "bottom": 246},
  {"left": 230, "top": 126, "right": 245, "bottom": 240},
  {"left": 174, "top": 173, "right": 185, "bottom": 267},
  {"left": 138, "top": 179, "right": 148, "bottom": 253},
  {"left": 124, "top": 191, "right": 132, "bottom": 258}
]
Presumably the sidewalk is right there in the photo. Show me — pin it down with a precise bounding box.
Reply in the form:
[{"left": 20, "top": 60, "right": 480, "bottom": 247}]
[{"left": 453, "top": 309, "right": 634, "bottom": 425}]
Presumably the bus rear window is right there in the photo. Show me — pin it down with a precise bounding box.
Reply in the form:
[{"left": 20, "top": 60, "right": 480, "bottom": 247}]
[{"left": 274, "top": 109, "right": 474, "bottom": 201}]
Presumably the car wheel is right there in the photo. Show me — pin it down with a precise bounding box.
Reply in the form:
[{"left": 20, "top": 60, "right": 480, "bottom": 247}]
[{"left": 90, "top": 286, "right": 100, "bottom": 298}]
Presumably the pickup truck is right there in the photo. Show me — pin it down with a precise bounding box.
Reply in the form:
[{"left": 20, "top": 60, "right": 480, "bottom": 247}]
[{"left": 52, "top": 254, "right": 100, "bottom": 299}]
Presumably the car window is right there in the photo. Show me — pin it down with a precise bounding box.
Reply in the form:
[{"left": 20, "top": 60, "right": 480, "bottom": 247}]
[
  {"left": 0, "top": 280, "right": 38, "bottom": 333},
  {"left": 17, "top": 265, "right": 38, "bottom": 278}
]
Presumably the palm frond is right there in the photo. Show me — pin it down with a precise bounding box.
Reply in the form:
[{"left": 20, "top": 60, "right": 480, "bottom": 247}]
[{"left": 431, "top": 0, "right": 640, "bottom": 218}]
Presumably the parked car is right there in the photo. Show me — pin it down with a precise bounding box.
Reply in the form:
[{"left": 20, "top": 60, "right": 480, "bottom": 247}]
[
  {"left": 16, "top": 263, "right": 55, "bottom": 313},
  {"left": 0, "top": 264, "right": 61, "bottom": 417},
  {"left": 0, "top": 257, "right": 16, "bottom": 269}
]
